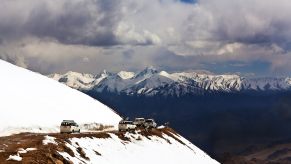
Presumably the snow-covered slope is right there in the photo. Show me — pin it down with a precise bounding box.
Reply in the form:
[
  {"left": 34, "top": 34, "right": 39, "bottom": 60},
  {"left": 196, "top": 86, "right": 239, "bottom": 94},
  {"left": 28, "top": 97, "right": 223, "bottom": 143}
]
[
  {"left": 55, "top": 128, "right": 219, "bottom": 164},
  {"left": 0, "top": 128, "right": 219, "bottom": 163},
  {"left": 49, "top": 67, "right": 291, "bottom": 96},
  {"left": 0, "top": 60, "right": 122, "bottom": 136}
]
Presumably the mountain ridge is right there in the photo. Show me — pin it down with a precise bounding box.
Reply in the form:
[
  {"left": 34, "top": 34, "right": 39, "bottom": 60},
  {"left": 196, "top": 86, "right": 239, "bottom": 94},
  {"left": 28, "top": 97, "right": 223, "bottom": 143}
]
[{"left": 49, "top": 67, "right": 291, "bottom": 96}]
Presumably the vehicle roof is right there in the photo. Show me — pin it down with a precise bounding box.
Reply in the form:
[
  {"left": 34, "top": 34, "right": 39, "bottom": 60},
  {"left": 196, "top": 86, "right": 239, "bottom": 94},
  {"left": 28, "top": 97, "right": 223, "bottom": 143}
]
[
  {"left": 120, "top": 121, "right": 133, "bottom": 123},
  {"left": 135, "top": 118, "right": 145, "bottom": 119},
  {"left": 62, "top": 120, "right": 76, "bottom": 123}
]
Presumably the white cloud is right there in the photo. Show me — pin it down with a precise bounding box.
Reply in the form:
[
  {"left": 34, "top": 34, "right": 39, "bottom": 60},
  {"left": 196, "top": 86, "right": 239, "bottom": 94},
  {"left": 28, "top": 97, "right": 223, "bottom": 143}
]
[
  {"left": 114, "top": 22, "right": 161, "bottom": 45},
  {"left": 217, "top": 43, "right": 243, "bottom": 55}
]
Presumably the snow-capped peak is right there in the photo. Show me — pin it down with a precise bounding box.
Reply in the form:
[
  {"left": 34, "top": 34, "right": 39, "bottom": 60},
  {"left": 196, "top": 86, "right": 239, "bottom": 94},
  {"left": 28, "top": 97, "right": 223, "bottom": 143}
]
[
  {"left": 134, "top": 66, "right": 158, "bottom": 79},
  {"left": 117, "top": 71, "right": 135, "bottom": 79},
  {"left": 100, "top": 69, "right": 110, "bottom": 76},
  {"left": 48, "top": 71, "right": 96, "bottom": 90},
  {"left": 285, "top": 77, "right": 291, "bottom": 85},
  {"left": 159, "top": 70, "right": 170, "bottom": 77}
]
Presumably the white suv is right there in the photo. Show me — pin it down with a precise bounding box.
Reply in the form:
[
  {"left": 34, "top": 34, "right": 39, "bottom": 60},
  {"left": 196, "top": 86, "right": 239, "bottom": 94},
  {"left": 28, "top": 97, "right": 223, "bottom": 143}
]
[
  {"left": 118, "top": 121, "right": 136, "bottom": 132},
  {"left": 144, "top": 119, "right": 157, "bottom": 129},
  {"left": 133, "top": 118, "right": 145, "bottom": 127},
  {"left": 60, "top": 120, "right": 80, "bottom": 133}
]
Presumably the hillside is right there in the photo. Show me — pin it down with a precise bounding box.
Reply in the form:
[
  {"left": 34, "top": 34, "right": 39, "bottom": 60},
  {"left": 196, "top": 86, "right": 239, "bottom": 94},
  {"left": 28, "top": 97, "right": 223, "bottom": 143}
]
[
  {"left": 221, "top": 139, "right": 291, "bottom": 164},
  {"left": 0, "top": 59, "right": 121, "bottom": 136},
  {"left": 0, "top": 127, "right": 219, "bottom": 164}
]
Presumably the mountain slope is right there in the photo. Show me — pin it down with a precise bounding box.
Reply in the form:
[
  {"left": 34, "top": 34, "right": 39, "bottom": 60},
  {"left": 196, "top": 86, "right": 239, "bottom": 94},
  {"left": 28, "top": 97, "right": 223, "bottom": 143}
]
[
  {"left": 59, "top": 128, "right": 219, "bottom": 164},
  {"left": 0, "top": 127, "right": 219, "bottom": 164},
  {"left": 0, "top": 60, "right": 122, "bottom": 136},
  {"left": 50, "top": 67, "right": 291, "bottom": 96}
]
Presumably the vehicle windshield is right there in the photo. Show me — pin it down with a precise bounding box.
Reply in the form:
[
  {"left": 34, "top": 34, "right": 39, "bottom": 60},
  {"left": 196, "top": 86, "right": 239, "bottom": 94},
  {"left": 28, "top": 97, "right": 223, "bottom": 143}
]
[
  {"left": 120, "top": 121, "right": 133, "bottom": 124},
  {"left": 61, "top": 121, "right": 77, "bottom": 126},
  {"left": 61, "top": 122, "right": 70, "bottom": 126}
]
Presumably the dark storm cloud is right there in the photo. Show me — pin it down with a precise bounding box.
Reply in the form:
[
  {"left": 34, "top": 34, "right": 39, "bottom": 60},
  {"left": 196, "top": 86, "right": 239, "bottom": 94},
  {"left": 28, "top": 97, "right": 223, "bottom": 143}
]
[
  {"left": 0, "top": 0, "right": 122, "bottom": 46},
  {"left": 1, "top": 0, "right": 291, "bottom": 75},
  {"left": 0, "top": 0, "right": 164, "bottom": 46},
  {"left": 201, "top": 0, "right": 291, "bottom": 47}
]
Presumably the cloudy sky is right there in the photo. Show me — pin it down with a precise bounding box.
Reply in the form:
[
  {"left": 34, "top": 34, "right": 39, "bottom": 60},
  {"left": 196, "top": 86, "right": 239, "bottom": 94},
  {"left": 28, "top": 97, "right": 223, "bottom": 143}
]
[{"left": 1, "top": 0, "right": 291, "bottom": 76}]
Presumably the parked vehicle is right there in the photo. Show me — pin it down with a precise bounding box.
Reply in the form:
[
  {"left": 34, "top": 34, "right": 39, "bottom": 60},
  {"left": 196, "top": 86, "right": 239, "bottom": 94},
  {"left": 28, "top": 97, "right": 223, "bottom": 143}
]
[
  {"left": 118, "top": 120, "right": 136, "bottom": 132},
  {"left": 60, "top": 120, "right": 80, "bottom": 133},
  {"left": 144, "top": 119, "right": 157, "bottom": 129},
  {"left": 133, "top": 118, "right": 145, "bottom": 127}
]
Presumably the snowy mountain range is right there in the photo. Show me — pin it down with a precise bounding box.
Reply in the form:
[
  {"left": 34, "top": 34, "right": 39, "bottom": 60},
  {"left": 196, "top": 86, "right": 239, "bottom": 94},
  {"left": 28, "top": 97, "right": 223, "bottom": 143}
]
[{"left": 49, "top": 66, "right": 291, "bottom": 96}]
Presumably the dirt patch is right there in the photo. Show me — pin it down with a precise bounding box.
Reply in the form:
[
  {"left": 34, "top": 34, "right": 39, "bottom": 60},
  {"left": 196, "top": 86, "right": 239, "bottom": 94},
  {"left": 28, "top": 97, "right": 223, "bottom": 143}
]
[
  {"left": 0, "top": 131, "right": 111, "bottom": 163},
  {"left": 51, "top": 132, "right": 111, "bottom": 140},
  {"left": 0, "top": 133, "right": 49, "bottom": 163}
]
